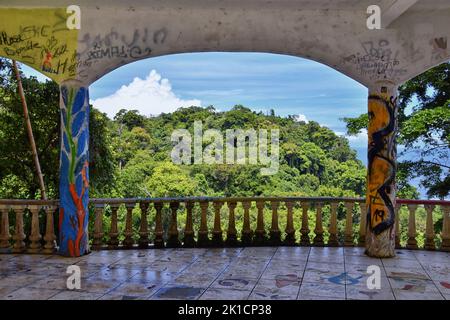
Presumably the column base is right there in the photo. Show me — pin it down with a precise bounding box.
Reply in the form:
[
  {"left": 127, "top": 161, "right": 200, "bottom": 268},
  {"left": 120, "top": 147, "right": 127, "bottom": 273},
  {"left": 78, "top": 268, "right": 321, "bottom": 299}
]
[
  {"left": 284, "top": 233, "right": 296, "bottom": 246},
  {"left": 197, "top": 232, "right": 210, "bottom": 247}
]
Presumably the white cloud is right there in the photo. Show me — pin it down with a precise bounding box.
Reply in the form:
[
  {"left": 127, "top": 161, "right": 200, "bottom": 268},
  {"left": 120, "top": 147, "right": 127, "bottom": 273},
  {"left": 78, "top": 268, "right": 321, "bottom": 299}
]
[
  {"left": 294, "top": 114, "right": 309, "bottom": 123},
  {"left": 91, "top": 70, "right": 201, "bottom": 118},
  {"left": 335, "top": 129, "right": 368, "bottom": 148}
]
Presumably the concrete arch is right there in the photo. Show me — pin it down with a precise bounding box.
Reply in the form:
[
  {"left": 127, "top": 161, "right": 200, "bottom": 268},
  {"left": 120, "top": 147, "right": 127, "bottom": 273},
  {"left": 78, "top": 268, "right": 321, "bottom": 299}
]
[{"left": 1, "top": 0, "right": 450, "bottom": 258}]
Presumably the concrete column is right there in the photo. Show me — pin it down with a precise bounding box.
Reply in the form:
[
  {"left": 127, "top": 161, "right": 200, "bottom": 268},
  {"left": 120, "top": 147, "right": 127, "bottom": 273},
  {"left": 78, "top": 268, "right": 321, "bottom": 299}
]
[
  {"left": 365, "top": 81, "right": 398, "bottom": 258},
  {"left": 58, "top": 80, "right": 90, "bottom": 257}
]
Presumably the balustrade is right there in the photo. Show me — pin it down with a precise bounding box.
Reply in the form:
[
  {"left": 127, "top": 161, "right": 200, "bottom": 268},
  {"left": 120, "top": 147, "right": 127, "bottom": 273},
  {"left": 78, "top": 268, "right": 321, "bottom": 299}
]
[{"left": 0, "top": 198, "right": 448, "bottom": 253}]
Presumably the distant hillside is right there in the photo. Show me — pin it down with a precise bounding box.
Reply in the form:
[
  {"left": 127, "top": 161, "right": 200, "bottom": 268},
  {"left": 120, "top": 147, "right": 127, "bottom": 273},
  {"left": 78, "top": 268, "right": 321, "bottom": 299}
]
[{"left": 107, "top": 106, "right": 367, "bottom": 199}]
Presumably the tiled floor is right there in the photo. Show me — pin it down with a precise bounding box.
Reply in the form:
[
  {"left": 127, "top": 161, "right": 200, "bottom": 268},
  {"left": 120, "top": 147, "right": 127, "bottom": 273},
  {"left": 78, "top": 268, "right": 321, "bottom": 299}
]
[{"left": 0, "top": 247, "right": 448, "bottom": 300}]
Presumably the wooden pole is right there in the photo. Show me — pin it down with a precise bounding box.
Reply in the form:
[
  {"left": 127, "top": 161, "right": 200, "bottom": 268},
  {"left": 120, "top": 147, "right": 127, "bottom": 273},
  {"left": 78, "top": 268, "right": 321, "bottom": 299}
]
[{"left": 12, "top": 60, "right": 47, "bottom": 200}]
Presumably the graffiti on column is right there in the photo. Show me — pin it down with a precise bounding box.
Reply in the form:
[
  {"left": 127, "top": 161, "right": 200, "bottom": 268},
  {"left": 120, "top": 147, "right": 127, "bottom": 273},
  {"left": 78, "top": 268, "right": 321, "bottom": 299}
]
[
  {"left": 342, "top": 40, "right": 407, "bottom": 81},
  {"left": 367, "top": 94, "right": 397, "bottom": 238},
  {"left": 59, "top": 84, "right": 90, "bottom": 257},
  {"left": 0, "top": 8, "right": 79, "bottom": 83}
]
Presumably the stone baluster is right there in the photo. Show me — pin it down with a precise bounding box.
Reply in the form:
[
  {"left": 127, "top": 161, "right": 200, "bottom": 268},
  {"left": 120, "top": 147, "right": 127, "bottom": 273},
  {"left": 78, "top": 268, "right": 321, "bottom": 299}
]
[
  {"left": 441, "top": 205, "right": 450, "bottom": 252},
  {"left": 108, "top": 204, "right": 120, "bottom": 249},
  {"left": 226, "top": 201, "right": 238, "bottom": 246},
  {"left": 406, "top": 204, "right": 418, "bottom": 249},
  {"left": 424, "top": 204, "right": 435, "bottom": 250},
  {"left": 28, "top": 205, "right": 42, "bottom": 253},
  {"left": 123, "top": 203, "right": 135, "bottom": 248},
  {"left": 0, "top": 206, "right": 11, "bottom": 251},
  {"left": 197, "top": 201, "right": 209, "bottom": 246},
  {"left": 358, "top": 202, "right": 367, "bottom": 247},
  {"left": 254, "top": 200, "right": 266, "bottom": 245},
  {"left": 328, "top": 202, "right": 339, "bottom": 246},
  {"left": 183, "top": 201, "right": 195, "bottom": 247},
  {"left": 344, "top": 202, "right": 354, "bottom": 246},
  {"left": 395, "top": 203, "right": 401, "bottom": 248},
  {"left": 284, "top": 201, "right": 295, "bottom": 245},
  {"left": 212, "top": 202, "right": 223, "bottom": 246},
  {"left": 167, "top": 202, "right": 181, "bottom": 247},
  {"left": 241, "top": 201, "right": 253, "bottom": 245},
  {"left": 12, "top": 206, "right": 26, "bottom": 253},
  {"left": 300, "top": 201, "right": 310, "bottom": 245},
  {"left": 269, "top": 201, "right": 281, "bottom": 245},
  {"left": 92, "top": 204, "right": 104, "bottom": 250},
  {"left": 153, "top": 202, "right": 164, "bottom": 248},
  {"left": 313, "top": 202, "right": 324, "bottom": 246},
  {"left": 43, "top": 206, "right": 57, "bottom": 254},
  {"left": 138, "top": 202, "right": 149, "bottom": 248}
]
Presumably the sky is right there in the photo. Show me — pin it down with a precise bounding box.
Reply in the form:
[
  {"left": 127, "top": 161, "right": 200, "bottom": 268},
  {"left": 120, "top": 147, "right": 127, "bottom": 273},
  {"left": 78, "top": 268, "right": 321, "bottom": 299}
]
[{"left": 21, "top": 52, "right": 369, "bottom": 164}]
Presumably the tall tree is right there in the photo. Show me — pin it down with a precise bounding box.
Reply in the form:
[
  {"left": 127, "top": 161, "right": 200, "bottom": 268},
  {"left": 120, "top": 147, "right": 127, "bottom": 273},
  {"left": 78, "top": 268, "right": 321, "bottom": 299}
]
[{"left": 0, "top": 58, "right": 114, "bottom": 198}]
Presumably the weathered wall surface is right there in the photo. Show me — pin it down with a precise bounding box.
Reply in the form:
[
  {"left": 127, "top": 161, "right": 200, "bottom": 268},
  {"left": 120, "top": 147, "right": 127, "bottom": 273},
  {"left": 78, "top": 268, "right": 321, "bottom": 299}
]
[{"left": 0, "top": 0, "right": 449, "bottom": 87}]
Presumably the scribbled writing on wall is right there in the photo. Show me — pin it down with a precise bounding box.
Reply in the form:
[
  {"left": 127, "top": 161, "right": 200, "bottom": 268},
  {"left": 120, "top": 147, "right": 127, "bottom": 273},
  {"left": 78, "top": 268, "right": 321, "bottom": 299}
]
[
  {"left": 342, "top": 40, "right": 407, "bottom": 81},
  {"left": 0, "top": 8, "right": 79, "bottom": 83},
  {"left": 76, "top": 27, "right": 167, "bottom": 80},
  {"left": 430, "top": 37, "right": 448, "bottom": 63}
]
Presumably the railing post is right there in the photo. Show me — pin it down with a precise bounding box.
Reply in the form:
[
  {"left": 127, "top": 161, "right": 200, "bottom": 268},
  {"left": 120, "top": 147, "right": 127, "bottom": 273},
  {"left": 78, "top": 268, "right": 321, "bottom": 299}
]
[
  {"left": 153, "top": 202, "right": 164, "bottom": 248},
  {"left": 406, "top": 204, "right": 418, "bottom": 249},
  {"left": 108, "top": 204, "right": 120, "bottom": 249},
  {"left": 241, "top": 201, "right": 253, "bottom": 246},
  {"left": 441, "top": 205, "right": 450, "bottom": 252},
  {"left": 198, "top": 201, "right": 209, "bottom": 246},
  {"left": 12, "top": 206, "right": 26, "bottom": 253},
  {"left": 183, "top": 201, "right": 195, "bottom": 248},
  {"left": 212, "top": 201, "right": 223, "bottom": 246},
  {"left": 300, "top": 201, "right": 310, "bottom": 246},
  {"left": 123, "top": 203, "right": 135, "bottom": 248},
  {"left": 424, "top": 205, "right": 436, "bottom": 250},
  {"left": 0, "top": 206, "right": 11, "bottom": 252},
  {"left": 92, "top": 204, "right": 104, "bottom": 250},
  {"left": 344, "top": 202, "right": 354, "bottom": 246},
  {"left": 313, "top": 202, "right": 324, "bottom": 246},
  {"left": 284, "top": 201, "right": 296, "bottom": 246},
  {"left": 358, "top": 202, "right": 367, "bottom": 247},
  {"left": 138, "top": 202, "right": 149, "bottom": 248},
  {"left": 43, "top": 206, "right": 57, "bottom": 254},
  {"left": 27, "top": 205, "right": 42, "bottom": 253},
  {"left": 328, "top": 202, "right": 339, "bottom": 247},
  {"left": 395, "top": 203, "right": 401, "bottom": 249},
  {"left": 226, "top": 201, "right": 238, "bottom": 246},
  {"left": 269, "top": 200, "right": 281, "bottom": 245},
  {"left": 253, "top": 200, "right": 266, "bottom": 245},
  {"left": 167, "top": 202, "right": 181, "bottom": 248}
]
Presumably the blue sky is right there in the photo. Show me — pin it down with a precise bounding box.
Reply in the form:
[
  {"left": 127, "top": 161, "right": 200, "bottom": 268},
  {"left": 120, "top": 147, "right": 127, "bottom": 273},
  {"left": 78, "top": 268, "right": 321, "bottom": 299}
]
[{"left": 22, "top": 52, "right": 369, "bottom": 163}]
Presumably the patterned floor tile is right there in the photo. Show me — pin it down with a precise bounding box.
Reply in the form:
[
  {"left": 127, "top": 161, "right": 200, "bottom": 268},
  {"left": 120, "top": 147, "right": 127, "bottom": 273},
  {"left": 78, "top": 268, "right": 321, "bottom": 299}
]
[
  {"left": 346, "top": 286, "right": 395, "bottom": 300},
  {"left": 298, "top": 282, "right": 345, "bottom": 298},
  {"left": 252, "top": 277, "right": 301, "bottom": 299},
  {"left": 212, "top": 277, "right": 258, "bottom": 291},
  {"left": 0, "top": 248, "right": 447, "bottom": 300},
  {"left": 49, "top": 290, "right": 104, "bottom": 300},
  {"left": 151, "top": 285, "right": 205, "bottom": 300},
  {"left": 200, "top": 288, "right": 251, "bottom": 300},
  {"left": 2, "top": 287, "right": 60, "bottom": 300}
]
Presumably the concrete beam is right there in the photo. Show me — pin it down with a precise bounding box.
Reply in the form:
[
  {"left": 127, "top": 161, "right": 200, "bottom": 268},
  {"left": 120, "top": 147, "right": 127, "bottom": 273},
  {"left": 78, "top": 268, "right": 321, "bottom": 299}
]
[{"left": 382, "top": 0, "right": 419, "bottom": 28}]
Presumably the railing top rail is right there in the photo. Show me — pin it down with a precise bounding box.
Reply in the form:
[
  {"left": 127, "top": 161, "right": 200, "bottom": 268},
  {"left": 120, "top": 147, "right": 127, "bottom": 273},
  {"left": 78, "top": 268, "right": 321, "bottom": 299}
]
[
  {"left": 0, "top": 197, "right": 448, "bottom": 206},
  {"left": 396, "top": 199, "right": 450, "bottom": 206},
  {"left": 0, "top": 199, "right": 58, "bottom": 206},
  {"left": 89, "top": 196, "right": 366, "bottom": 204}
]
